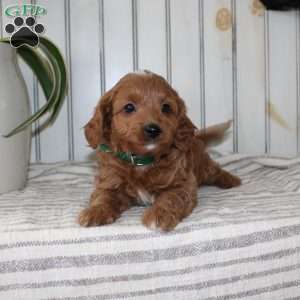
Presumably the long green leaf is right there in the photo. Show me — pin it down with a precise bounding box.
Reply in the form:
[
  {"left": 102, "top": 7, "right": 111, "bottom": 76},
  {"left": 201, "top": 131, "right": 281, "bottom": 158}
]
[
  {"left": 17, "top": 45, "right": 53, "bottom": 99},
  {"left": 1, "top": 39, "right": 54, "bottom": 99},
  {"left": 2, "top": 73, "right": 58, "bottom": 137},
  {"left": 0, "top": 37, "right": 68, "bottom": 137},
  {"left": 2, "top": 49, "right": 58, "bottom": 137},
  {"left": 39, "top": 37, "right": 68, "bottom": 123}
]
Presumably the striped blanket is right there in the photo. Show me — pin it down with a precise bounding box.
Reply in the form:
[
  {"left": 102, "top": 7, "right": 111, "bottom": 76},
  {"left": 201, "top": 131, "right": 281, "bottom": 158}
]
[{"left": 1, "top": 153, "right": 300, "bottom": 299}]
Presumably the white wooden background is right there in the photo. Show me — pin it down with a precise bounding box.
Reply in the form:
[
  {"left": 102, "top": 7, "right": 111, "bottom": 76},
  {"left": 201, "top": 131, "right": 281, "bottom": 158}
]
[{"left": 0, "top": 0, "right": 300, "bottom": 162}]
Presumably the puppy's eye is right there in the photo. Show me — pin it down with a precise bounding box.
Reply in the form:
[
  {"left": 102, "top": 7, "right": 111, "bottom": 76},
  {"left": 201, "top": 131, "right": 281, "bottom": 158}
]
[
  {"left": 124, "top": 103, "right": 136, "bottom": 113},
  {"left": 162, "top": 103, "right": 172, "bottom": 114}
]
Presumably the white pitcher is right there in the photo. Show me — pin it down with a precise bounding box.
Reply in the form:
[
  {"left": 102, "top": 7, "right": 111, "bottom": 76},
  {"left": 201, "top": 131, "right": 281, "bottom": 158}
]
[{"left": 0, "top": 43, "right": 31, "bottom": 194}]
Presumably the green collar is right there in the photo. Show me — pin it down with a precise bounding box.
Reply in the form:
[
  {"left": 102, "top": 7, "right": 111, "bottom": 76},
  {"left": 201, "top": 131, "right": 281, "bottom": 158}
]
[{"left": 98, "top": 144, "right": 155, "bottom": 166}]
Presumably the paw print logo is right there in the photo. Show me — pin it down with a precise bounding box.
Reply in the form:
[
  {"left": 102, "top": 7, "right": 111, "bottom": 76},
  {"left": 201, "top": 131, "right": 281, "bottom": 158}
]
[{"left": 5, "top": 16, "right": 45, "bottom": 48}]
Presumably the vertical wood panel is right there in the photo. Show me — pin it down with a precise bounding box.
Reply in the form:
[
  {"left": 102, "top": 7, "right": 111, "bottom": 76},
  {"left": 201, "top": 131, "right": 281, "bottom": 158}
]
[
  {"left": 231, "top": 0, "right": 238, "bottom": 152},
  {"left": 1, "top": 1, "right": 300, "bottom": 159},
  {"left": 170, "top": 0, "right": 201, "bottom": 127},
  {"left": 296, "top": 11, "right": 300, "bottom": 154},
  {"left": 264, "top": 10, "right": 271, "bottom": 154},
  {"left": 203, "top": 0, "right": 233, "bottom": 152},
  {"left": 236, "top": 0, "right": 266, "bottom": 154},
  {"left": 137, "top": 0, "right": 167, "bottom": 77},
  {"left": 131, "top": 0, "right": 138, "bottom": 71},
  {"left": 70, "top": 0, "right": 101, "bottom": 161},
  {"left": 64, "top": 0, "right": 74, "bottom": 160},
  {"left": 36, "top": 0, "right": 69, "bottom": 162},
  {"left": 165, "top": 0, "right": 172, "bottom": 83},
  {"left": 199, "top": 0, "right": 205, "bottom": 129},
  {"left": 269, "top": 11, "right": 298, "bottom": 156},
  {"left": 1, "top": 0, "right": 37, "bottom": 161},
  {"left": 104, "top": 0, "right": 133, "bottom": 90},
  {"left": 99, "top": 0, "right": 106, "bottom": 96},
  {"left": 0, "top": 0, "right": 3, "bottom": 38}
]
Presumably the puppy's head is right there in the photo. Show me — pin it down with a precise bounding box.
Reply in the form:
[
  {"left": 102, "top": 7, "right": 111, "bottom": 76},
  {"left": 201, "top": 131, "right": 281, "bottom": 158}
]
[{"left": 84, "top": 71, "right": 195, "bottom": 157}]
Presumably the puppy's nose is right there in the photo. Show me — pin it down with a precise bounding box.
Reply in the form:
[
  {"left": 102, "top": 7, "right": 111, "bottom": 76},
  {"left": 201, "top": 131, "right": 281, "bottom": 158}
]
[{"left": 143, "top": 123, "right": 161, "bottom": 139}]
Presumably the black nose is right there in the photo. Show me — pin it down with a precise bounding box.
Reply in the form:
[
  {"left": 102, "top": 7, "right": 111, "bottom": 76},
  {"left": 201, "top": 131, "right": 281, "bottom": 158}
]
[{"left": 143, "top": 123, "right": 161, "bottom": 139}]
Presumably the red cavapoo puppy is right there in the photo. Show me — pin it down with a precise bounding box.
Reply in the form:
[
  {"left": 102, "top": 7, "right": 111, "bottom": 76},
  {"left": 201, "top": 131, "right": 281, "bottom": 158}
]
[{"left": 79, "top": 71, "right": 241, "bottom": 231}]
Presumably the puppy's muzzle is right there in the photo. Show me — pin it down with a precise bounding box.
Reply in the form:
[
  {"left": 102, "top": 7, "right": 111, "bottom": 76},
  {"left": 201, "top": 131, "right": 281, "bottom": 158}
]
[{"left": 143, "top": 123, "right": 161, "bottom": 139}]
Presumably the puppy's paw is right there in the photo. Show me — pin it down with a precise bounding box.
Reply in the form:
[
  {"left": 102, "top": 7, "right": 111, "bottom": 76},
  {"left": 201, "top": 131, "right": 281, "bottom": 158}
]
[
  {"left": 78, "top": 206, "right": 118, "bottom": 227},
  {"left": 142, "top": 206, "right": 179, "bottom": 232},
  {"left": 230, "top": 174, "right": 242, "bottom": 187},
  {"left": 217, "top": 172, "right": 242, "bottom": 189}
]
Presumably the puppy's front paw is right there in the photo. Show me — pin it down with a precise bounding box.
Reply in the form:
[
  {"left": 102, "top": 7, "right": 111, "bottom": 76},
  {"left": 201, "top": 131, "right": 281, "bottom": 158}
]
[
  {"left": 216, "top": 172, "right": 241, "bottom": 189},
  {"left": 142, "top": 206, "right": 179, "bottom": 232},
  {"left": 230, "top": 174, "right": 242, "bottom": 187},
  {"left": 78, "top": 206, "right": 118, "bottom": 227}
]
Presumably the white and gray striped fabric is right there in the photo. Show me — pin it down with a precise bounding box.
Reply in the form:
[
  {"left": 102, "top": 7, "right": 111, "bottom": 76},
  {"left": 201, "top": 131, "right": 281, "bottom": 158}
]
[{"left": 1, "top": 153, "right": 300, "bottom": 299}]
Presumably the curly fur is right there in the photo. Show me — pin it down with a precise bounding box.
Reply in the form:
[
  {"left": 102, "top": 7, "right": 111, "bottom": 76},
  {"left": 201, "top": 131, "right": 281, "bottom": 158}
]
[{"left": 79, "top": 71, "right": 241, "bottom": 231}]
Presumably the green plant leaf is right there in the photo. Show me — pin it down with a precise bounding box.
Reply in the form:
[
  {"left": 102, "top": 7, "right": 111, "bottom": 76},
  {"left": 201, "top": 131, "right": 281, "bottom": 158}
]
[
  {"left": 0, "top": 37, "right": 68, "bottom": 137},
  {"left": 18, "top": 45, "right": 53, "bottom": 99},
  {"left": 39, "top": 37, "right": 68, "bottom": 123}
]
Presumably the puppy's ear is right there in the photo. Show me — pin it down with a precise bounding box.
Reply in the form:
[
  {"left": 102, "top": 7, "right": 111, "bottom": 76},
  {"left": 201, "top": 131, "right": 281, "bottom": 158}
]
[
  {"left": 84, "top": 89, "right": 114, "bottom": 149},
  {"left": 174, "top": 98, "right": 196, "bottom": 152}
]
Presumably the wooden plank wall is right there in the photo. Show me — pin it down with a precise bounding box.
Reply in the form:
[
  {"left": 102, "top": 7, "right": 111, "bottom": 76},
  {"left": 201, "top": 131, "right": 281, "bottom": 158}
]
[{"left": 0, "top": 0, "right": 299, "bottom": 161}]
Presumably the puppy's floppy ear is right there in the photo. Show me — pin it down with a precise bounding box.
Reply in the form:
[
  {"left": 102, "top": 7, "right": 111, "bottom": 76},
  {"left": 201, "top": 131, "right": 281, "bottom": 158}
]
[
  {"left": 174, "top": 98, "right": 196, "bottom": 152},
  {"left": 84, "top": 89, "right": 114, "bottom": 149}
]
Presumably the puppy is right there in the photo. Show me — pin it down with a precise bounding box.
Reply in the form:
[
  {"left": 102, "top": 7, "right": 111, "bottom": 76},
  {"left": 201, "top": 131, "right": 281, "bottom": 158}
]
[{"left": 79, "top": 71, "right": 241, "bottom": 231}]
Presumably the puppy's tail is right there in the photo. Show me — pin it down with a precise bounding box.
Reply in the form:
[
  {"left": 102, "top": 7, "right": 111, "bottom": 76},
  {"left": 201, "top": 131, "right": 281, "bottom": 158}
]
[{"left": 195, "top": 120, "right": 232, "bottom": 146}]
